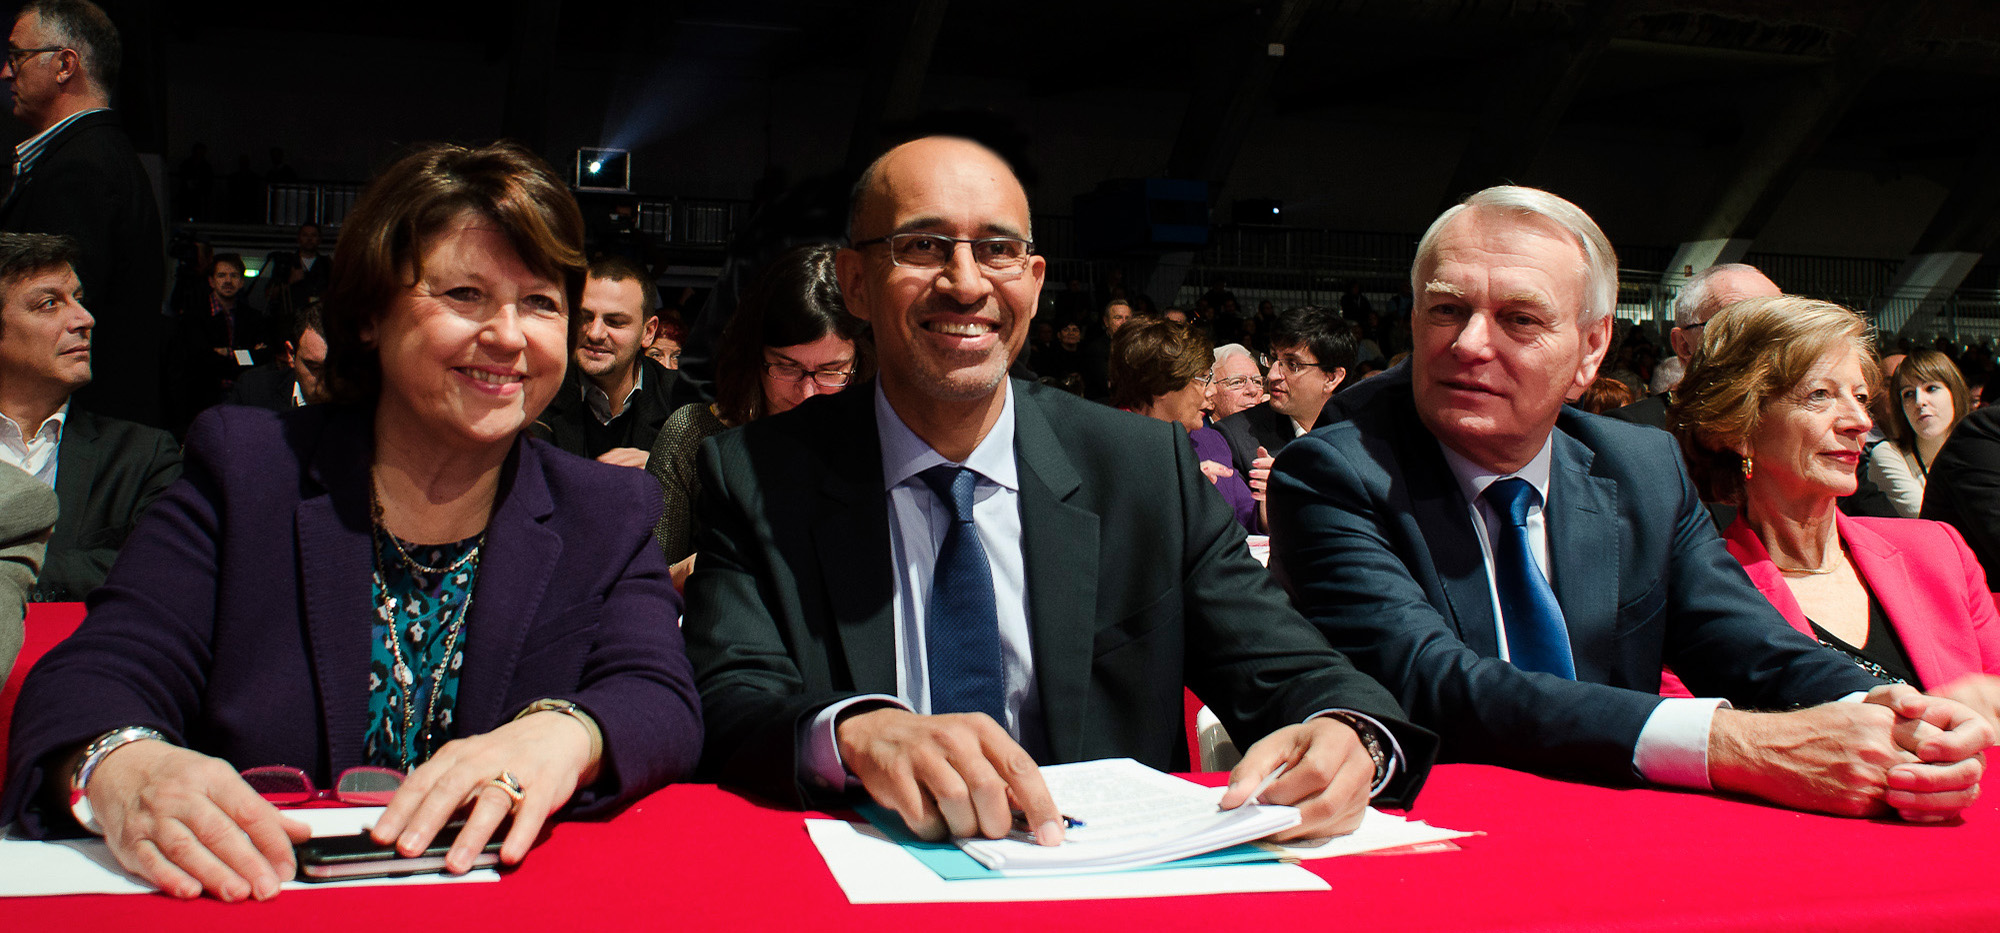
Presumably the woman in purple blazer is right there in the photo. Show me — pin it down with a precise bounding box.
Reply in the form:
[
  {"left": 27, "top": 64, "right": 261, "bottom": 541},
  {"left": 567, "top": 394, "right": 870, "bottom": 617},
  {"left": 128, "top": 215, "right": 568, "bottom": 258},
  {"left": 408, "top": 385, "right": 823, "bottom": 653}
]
[
  {"left": 1108, "top": 319, "right": 1258, "bottom": 530},
  {"left": 1670, "top": 296, "right": 2000, "bottom": 722},
  {"left": 1, "top": 143, "right": 702, "bottom": 900}
]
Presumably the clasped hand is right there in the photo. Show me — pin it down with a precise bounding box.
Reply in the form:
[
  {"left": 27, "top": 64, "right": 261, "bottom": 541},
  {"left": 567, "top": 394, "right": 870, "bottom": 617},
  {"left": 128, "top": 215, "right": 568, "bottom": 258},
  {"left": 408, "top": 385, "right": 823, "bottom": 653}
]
[{"left": 84, "top": 711, "right": 597, "bottom": 900}]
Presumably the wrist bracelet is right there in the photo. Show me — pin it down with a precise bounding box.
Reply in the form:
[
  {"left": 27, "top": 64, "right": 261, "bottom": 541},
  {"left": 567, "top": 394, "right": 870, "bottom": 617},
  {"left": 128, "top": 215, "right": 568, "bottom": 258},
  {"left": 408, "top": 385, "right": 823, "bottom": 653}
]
[
  {"left": 515, "top": 698, "right": 603, "bottom": 764},
  {"left": 1321, "top": 712, "right": 1389, "bottom": 790},
  {"left": 69, "top": 726, "right": 169, "bottom": 834}
]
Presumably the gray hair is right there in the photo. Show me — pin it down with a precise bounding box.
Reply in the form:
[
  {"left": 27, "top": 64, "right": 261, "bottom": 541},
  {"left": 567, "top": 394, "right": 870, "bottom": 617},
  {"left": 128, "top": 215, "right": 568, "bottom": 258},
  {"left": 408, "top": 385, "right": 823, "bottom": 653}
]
[
  {"left": 1213, "top": 342, "right": 1255, "bottom": 365},
  {"left": 1672, "top": 263, "right": 1764, "bottom": 329},
  {"left": 18, "top": 0, "right": 121, "bottom": 95},
  {"left": 1413, "top": 185, "right": 1618, "bottom": 327}
]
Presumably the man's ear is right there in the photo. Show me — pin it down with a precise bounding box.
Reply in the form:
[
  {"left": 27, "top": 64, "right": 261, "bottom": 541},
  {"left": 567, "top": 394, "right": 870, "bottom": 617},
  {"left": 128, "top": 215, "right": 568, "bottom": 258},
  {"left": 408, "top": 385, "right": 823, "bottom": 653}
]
[
  {"left": 834, "top": 247, "right": 872, "bottom": 324},
  {"left": 642, "top": 316, "right": 661, "bottom": 346},
  {"left": 1574, "top": 312, "right": 1613, "bottom": 392},
  {"left": 1325, "top": 366, "right": 1347, "bottom": 395}
]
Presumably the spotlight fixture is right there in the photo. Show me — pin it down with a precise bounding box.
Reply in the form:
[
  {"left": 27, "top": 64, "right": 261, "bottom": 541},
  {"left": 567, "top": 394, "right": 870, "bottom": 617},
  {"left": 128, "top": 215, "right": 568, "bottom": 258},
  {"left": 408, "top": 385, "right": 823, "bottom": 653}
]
[{"left": 575, "top": 147, "right": 631, "bottom": 192}]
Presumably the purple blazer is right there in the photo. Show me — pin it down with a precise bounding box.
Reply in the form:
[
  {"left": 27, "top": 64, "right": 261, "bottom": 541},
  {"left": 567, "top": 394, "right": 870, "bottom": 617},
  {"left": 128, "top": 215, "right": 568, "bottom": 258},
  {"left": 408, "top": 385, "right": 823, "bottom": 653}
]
[
  {"left": 2, "top": 404, "right": 702, "bottom": 836},
  {"left": 1191, "top": 426, "right": 1256, "bottom": 531}
]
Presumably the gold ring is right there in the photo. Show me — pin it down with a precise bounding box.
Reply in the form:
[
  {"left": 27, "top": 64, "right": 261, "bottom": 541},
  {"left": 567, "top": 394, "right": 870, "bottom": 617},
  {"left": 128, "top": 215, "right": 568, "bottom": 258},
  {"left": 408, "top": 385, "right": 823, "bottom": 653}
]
[{"left": 487, "top": 770, "right": 526, "bottom": 807}]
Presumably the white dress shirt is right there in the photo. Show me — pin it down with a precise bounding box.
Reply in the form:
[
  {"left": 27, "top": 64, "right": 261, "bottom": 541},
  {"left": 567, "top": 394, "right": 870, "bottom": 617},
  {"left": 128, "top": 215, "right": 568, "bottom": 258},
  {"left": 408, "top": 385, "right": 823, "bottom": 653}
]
[
  {"left": 0, "top": 403, "right": 66, "bottom": 489},
  {"left": 1438, "top": 437, "right": 1724, "bottom": 789}
]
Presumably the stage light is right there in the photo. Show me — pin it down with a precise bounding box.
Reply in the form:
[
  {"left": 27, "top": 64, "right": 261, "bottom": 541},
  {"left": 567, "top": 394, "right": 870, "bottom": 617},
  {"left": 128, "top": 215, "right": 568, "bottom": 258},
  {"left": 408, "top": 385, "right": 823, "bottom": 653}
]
[{"left": 575, "top": 148, "right": 630, "bottom": 191}]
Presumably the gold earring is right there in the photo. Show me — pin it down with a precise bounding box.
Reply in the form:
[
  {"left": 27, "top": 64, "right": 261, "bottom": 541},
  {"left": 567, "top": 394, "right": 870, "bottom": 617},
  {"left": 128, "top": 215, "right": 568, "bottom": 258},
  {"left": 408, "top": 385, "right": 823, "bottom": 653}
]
[{"left": 1740, "top": 456, "right": 1754, "bottom": 480}]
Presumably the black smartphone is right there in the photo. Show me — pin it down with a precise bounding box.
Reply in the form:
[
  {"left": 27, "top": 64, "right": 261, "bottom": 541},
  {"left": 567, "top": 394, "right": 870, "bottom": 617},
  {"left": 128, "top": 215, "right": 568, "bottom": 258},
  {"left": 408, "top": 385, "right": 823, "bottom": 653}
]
[{"left": 294, "top": 819, "right": 503, "bottom": 882}]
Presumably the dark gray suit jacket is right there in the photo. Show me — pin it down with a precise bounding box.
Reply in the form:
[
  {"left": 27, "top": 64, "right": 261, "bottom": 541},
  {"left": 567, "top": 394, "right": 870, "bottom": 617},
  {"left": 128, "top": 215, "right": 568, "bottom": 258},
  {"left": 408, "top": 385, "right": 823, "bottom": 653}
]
[
  {"left": 33, "top": 410, "right": 181, "bottom": 602},
  {"left": 1268, "top": 366, "right": 1882, "bottom": 783},
  {"left": 684, "top": 379, "right": 1436, "bottom": 808}
]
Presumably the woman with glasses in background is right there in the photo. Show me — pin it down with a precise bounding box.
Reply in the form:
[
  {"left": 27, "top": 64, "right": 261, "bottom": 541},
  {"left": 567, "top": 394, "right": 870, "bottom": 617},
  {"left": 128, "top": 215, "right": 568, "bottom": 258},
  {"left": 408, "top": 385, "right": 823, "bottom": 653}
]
[
  {"left": 1110, "top": 319, "right": 1257, "bottom": 530},
  {"left": 1, "top": 142, "right": 702, "bottom": 900},
  {"left": 649, "top": 244, "right": 874, "bottom": 589}
]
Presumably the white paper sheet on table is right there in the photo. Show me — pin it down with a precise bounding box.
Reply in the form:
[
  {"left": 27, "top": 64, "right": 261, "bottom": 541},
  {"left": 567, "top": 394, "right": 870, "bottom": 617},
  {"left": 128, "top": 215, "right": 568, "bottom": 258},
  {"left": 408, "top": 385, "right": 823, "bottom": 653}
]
[
  {"left": 0, "top": 807, "right": 500, "bottom": 897},
  {"left": 806, "top": 818, "right": 1328, "bottom": 903},
  {"left": 1255, "top": 806, "right": 1478, "bottom": 860}
]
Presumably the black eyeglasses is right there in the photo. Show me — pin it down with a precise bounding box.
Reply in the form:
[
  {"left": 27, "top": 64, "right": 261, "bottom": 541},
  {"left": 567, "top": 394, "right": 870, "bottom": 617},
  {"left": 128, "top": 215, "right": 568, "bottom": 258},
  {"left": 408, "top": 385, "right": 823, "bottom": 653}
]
[
  {"left": 852, "top": 233, "right": 1034, "bottom": 276},
  {"left": 3, "top": 46, "right": 65, "bottom": 69},
  {"left": 764, "top": 360, "right": 855, "bottom": 388}
]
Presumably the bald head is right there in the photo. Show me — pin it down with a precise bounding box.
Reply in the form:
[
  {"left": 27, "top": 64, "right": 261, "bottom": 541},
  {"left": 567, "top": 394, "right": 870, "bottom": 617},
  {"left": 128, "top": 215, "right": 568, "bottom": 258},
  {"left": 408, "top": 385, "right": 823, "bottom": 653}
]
[
  {"left": 1670, "top": 264, "right": 1780, "bottom": 366},
  {"left": 847, "top": 136, "right": 1032, "bottom": 244}
]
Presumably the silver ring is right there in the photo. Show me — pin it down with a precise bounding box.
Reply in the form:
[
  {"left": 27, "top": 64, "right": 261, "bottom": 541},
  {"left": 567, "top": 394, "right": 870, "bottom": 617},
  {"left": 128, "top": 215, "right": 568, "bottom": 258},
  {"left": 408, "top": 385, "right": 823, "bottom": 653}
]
[{"left": 487, "top": 770, "right": 526, "bottom": 808}]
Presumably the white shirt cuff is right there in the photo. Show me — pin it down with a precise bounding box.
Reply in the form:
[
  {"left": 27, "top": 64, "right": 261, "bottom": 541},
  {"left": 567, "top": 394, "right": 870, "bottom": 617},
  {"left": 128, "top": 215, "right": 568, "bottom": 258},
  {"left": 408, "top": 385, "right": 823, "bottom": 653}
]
[
  {"left": 1633, "top": 697, "right": 1730, "bottom": 789},
  {"left": 1306, "top": 708, "right": 1404, "bottom": 796},
  {"left": 801, "top": 694, "right": 908, "bottom": 793}
]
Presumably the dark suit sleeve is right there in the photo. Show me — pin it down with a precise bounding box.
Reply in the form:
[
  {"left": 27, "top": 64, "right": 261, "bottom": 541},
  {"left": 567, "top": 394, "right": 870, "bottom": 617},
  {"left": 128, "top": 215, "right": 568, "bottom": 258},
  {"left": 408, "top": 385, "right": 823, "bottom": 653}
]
[
  {"left": 682, "top": 435, "right": 868, "bottom": 807},
  {"left": 1164, "top": 424, "right": 1437, "bottom": 806},
  {"left": 7, "top": 146, "right": 119, "bottom": 309},
  {"left": 1924, "top": 407, "right": 2000, "bottom": 580}
]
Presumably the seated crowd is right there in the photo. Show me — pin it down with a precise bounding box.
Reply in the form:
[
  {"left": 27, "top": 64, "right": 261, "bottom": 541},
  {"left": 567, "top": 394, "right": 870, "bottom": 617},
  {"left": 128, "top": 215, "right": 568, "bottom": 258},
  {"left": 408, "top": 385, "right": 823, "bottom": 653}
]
[{"left": 3, "top": 116, "right": 2000, "bottom": 906}]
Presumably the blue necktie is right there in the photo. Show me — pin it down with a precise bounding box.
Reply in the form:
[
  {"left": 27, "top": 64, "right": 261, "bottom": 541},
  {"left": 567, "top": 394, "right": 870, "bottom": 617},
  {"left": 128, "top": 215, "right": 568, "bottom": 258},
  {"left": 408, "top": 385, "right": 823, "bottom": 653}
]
[
  {"left": 1483, "top": 477, "right": 1575, "bottom": 679},
  {"left": 917, "top": 465, "right": 1007, "bottom": 722}
]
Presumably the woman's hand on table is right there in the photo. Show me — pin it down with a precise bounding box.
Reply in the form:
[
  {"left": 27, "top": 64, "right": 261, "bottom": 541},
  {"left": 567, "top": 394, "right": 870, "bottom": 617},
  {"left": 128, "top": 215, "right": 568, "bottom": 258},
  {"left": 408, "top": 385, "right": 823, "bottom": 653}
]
[
  {"left": 86, "top": 740, "right": 311, "bottom": 901},
  {"left": 369, "top": 710, "right": 600, "bottom": 873}
]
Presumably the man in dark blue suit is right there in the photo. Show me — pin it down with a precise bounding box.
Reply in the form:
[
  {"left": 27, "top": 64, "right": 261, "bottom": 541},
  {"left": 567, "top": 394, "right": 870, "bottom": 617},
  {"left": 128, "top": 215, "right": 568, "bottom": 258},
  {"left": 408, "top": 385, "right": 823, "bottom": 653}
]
[{"left": 1269, "top": 185, "right": 1992, "bottom": 821}]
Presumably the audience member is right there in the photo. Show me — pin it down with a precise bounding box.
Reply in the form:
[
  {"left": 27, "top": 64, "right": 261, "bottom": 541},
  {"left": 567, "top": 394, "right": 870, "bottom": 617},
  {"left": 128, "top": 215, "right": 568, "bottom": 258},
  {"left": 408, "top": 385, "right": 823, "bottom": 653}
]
[
  {"left": 1209, "top": 342, "right": 1264, "bottom": 421},
  {"left": 1670, "top": 296, "right": 1999, "bottom": 726},
  {"left": 645, "top": 309, "right": 685, "bottom": 369},
  {"left": 1923, "top": 401, "right": 2000, "bottom": 581},
  {"left": 1867, "top": 349, "right": 1971, "bottom": 519},
  {"left": 0, "top": 141, "right": 701, "bottom": 900},
  {"left": 1649, "top": 355, "right": 1684, "bottom": 396},
  {"left": 258, "top": 222, "right": 331, "bottom": 319},
  {"left": 684, "top": 136, "right": 1436, "bottom": 844},
  {"left": 1079, "top": 297, "right": 1133, "bottom": 398},
  {"left": 647, "top": 242, "right": 870, "bottom": 589},
  {"left": 1269, "top": 185, "right": 1991, "bottom": 821},
  {"left": 1215, "top": 305, "right": 1353, "bottom": 526},
  {"left": 1109, "top": 318, "right": 1254, "bottom": 530},
  {"left": 1577, "top": 374, "right": 1635, "bottom": 414},
  {"left": 0, "top": 0, "right": 166, "bottom": 428},
  {"left": 1033, "top": 318, "right": 1088, "bottom": 393},
  {"left": 1608, "top": 263, "right": 1779, "bottom": 431},
  {"left": 0, "top": 460, "right": 56, "bottom": 683},
  {"left": 224, "top": 297, "right": 328, "bottom": 411},
  {"left": 531, "top": 256, "right": 701, "bottom": 467},
  {"left": 0, "top": 232, "right": 178, "bottom": 601}
]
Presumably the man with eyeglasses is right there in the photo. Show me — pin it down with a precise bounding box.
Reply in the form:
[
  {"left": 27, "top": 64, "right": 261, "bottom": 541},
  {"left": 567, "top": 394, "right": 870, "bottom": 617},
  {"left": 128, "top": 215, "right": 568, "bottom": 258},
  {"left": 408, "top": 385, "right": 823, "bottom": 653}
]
[
  {"left": 1606, "top": 263, "right": 1777, "bottom": 432},
  {"left": 531, "top": 256, "right": 700, "bottom": 468},
  {"left": 0, "top": 0, "right": 164, "bottom": 429},
  {"left": 1215, "top": 305, "right": 1354, "bottom": 526},
  {"left": 684, "top": 135, "right": 1435, "bottom": 846}
]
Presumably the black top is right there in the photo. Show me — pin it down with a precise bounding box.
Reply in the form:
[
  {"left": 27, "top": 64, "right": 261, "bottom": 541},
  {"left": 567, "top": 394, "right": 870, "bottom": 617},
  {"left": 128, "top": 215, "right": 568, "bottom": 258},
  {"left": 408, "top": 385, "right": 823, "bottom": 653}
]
[{"left": 1808, "top": 597, "right": 1920, "bottom": 688}]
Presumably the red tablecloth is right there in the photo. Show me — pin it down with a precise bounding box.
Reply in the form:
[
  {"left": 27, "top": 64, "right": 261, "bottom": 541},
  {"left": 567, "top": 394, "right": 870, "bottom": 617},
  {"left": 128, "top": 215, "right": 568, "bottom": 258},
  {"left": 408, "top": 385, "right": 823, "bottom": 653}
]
[{"left": 9, "top": 602, "right": 2000, "bottom": 930}]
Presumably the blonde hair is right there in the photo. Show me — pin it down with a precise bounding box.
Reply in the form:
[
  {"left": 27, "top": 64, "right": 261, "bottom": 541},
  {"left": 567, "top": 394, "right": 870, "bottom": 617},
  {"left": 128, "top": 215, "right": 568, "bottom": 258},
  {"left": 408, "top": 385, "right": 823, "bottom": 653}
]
[{"left": 1669, "top": 295, "right": 1877, "bottom": 504}]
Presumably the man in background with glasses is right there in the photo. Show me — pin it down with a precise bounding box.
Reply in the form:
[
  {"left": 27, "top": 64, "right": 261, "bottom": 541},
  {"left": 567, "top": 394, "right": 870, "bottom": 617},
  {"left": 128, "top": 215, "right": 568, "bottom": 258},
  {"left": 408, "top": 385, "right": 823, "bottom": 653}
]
[
  {"left": 1209, "top": 343, "right": 1265, "bottom": 422},
  {"left": 684, "top": 135, "right": 1434, "bottom": 847},
  {"left": 1215, "top": 305, "right": 1354, "bottom": 527},
  {"left": 0, "top": 0, "right": 164, "bottom": 429}
]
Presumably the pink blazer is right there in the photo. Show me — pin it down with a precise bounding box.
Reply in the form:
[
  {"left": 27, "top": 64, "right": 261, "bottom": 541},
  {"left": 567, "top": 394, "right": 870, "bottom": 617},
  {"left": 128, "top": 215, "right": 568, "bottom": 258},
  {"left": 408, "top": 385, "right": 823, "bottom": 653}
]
[{"left": 1665, "top": 514, "right": 2000, "bottom": 696}]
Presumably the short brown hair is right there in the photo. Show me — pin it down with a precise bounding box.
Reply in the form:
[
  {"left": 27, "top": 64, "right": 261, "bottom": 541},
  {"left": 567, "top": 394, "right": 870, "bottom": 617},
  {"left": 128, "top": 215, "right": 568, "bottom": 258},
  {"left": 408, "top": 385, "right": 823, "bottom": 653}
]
[
  {"left": 1669, "top": 295, "right": 1877, "bottom": 504},
  {"left": 1577, "top": 376, "right": 1635, "bottom": 415},
  {"left": 321, "top": 141, "right": 587, "bottom": 404},
  {"left": 588, "top": 255, "right": 658, "bottom": 321},
  {"left": 1108, "top": 319, "right": 1212, "bottom": 411},
  {"left": 0, "top": 232, "right": 79, "bottom": 340},
  {"left": 1889, "top": 349, "right": 1971, "bottom": 449}
]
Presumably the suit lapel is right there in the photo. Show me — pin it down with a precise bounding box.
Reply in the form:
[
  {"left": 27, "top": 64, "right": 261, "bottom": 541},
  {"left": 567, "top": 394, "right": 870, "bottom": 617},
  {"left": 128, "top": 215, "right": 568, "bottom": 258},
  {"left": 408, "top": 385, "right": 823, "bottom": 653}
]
[
  {"left": 1547, "top": 429, "right": 1620, "bottom": 683},
  {"left": 816, "top": 389, "right": 900, "bottom": 695},
  {"left": 453, "top": 440, "right": 561, "bottom": 733},
  {"left": 1398, "top": 417, "right": 1499, "bottom": 655},
  {"left": 1837, "top": 514, "right": 1944, "bottom": 687},
  {"left": 1013, "top": 388, "right": 1098, "bottom": 764},
  {"left": 296, "top": 408, "right": 377, "bottom": 769},
  {"left": 52, "top": 410, "right": 101, "bottom": 549}
]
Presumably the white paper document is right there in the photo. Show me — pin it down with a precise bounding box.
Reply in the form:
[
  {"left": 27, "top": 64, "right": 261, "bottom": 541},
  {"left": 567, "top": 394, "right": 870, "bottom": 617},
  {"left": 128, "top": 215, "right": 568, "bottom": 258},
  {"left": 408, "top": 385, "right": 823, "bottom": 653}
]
[
  {"left": 1255, "top": 806, "right": 1479, "bottom": 860},
  {"left": 0, "top": 807, "right": 500, "bottom": 898},
  {"left": 954, "top": 758, "right": 1299, "bottom": 874},
  {"left": 806, "top": 818, "right": 1329, "bottom": 903}
]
